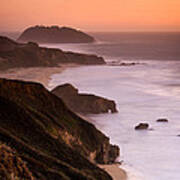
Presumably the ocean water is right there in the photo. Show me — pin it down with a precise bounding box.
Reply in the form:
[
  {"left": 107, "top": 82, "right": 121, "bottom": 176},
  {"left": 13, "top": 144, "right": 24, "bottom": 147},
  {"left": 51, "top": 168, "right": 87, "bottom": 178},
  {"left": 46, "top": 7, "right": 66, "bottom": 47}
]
[{"left": 47, "top": 33, "right": 180, "bottom": 180}]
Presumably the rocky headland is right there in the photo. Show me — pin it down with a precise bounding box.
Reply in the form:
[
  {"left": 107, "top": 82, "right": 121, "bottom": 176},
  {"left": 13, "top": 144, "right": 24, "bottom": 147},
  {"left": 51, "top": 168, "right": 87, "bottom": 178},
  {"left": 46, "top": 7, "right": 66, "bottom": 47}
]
[
  {"left": 17, "top": 25, "right": 95, "bottom": 43},
  {"left": 0, "top": 36, "right": 105, "bottom": 71},
  {"left": 52, "top": 83, "right": 118, "bottom": 114},
  {"left": 0, "top": 78, "right": 120, "bottom": 180}
]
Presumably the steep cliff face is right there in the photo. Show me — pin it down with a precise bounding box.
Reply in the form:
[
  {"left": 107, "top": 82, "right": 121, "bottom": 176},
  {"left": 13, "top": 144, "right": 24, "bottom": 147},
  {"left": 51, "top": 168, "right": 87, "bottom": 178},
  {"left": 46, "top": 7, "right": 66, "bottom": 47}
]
[
  {"left": 51, "top": 83, "right": 118, "bottom": 114},
  {"left": 18, "top": 25, "right": 95, "bottom": 43},
  {"left": 0, "top": 36, "right": 105, "bottom": 70},
  {"left": 0, "top": 78, "right": 119, "bottom": 180}
]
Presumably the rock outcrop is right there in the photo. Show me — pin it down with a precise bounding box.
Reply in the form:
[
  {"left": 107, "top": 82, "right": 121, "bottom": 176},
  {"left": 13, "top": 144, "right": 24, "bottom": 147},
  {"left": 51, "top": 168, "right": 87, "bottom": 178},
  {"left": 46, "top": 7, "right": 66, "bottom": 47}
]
[
  {"left": 0, "top": 36, "right": 105, "bottom": 70},
  {"left": 18, "top": 25, "right": 95, "bottom": 43},
  {"left": 51, "top": 83, "right": 118, "bottom": 114},
  {"left": 108, "top": 61, "right": 142, "bottom": 66},
  {"left": 0, "top": 78, "right": 119, "bottom": 180},
  {"left": 156, "top": 118, "right": 168, "bottom": 122},
  {"left": 135, "top": 123, "right": 149, "bottom": 130}
]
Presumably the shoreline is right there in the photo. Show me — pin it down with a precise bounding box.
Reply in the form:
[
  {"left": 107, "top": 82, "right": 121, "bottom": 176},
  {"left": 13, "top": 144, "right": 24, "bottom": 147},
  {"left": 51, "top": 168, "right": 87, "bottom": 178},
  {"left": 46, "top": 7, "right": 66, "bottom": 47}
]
[
  {"left": 0, "top": 64, "right": 80, "bottom": 89},
  {"left": 99, "top": 164, "right": 127, "bottom": 180},
  {"left": 0, "top": 64, "right": 128, "bottom": 180}
]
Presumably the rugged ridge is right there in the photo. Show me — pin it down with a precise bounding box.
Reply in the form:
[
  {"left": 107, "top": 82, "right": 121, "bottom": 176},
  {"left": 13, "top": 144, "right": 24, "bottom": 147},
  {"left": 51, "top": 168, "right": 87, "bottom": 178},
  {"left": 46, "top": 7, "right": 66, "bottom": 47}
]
[
  {"left": 0, "top": 78, "right": 119, "bottom": 180},
  {"left": 18, "top": 25, "right": 95, "bottom": 43},
  {"left": 51, "top": 83, "right": 118, "bottom": 114},
  {"left": 0, "top": 36, "right": 105, "bottom": 70}
]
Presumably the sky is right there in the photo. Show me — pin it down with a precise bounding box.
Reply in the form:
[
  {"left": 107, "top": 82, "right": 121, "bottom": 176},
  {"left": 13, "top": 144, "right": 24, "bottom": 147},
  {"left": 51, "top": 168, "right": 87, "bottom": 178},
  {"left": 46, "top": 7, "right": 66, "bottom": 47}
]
[{"left": 1, "top": 0, "right": 180, "bottom": 32}]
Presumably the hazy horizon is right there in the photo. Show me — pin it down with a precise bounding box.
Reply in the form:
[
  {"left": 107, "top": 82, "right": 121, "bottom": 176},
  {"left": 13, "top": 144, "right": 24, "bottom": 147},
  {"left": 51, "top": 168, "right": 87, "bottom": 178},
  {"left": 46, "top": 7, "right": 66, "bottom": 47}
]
[
  {"left": 1, "top": 29, "right": 180, "bottom": 33},
  {"left": 1, "top": 0, "right": 180, "bottom": 32}
]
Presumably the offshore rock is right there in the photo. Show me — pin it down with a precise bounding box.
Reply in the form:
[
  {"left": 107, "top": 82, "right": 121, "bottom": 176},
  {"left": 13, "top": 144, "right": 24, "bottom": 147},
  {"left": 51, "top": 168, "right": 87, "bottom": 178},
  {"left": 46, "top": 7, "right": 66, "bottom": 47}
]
[
  {"left": 156, "top": 118, "right": 168, "bottom": 122},
  {"left": 18, "top": 25, "right": 95, "bottom": 43},
  {"left": 135, "top": 123, "right": 149, "bottom": 130}
]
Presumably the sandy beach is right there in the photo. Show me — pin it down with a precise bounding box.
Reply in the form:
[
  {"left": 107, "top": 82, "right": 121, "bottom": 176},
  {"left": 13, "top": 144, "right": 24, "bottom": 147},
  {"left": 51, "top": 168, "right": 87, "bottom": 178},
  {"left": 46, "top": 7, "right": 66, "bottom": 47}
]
[
  {"left": 0, "top": 64, "right": 127, "bottom": 180},
  {"left": 99, "top": 164, "right": 127, "bottom": 180},
  {"left": 0, "top": 64, "right": 79, "bottom": 88}
]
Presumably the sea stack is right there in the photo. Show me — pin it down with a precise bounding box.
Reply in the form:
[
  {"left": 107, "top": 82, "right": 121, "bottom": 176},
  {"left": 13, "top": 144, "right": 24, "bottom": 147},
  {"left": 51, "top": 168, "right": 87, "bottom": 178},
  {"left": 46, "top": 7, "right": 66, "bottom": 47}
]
[
  {"left": 156, "top": 118, "right": 168, "bottom": 122},
  {"left": 17, "top": 25, "right": 95, "bottom": 43},
  {"left": 135, "top": 123, "right": 149, "bottom": 130}
]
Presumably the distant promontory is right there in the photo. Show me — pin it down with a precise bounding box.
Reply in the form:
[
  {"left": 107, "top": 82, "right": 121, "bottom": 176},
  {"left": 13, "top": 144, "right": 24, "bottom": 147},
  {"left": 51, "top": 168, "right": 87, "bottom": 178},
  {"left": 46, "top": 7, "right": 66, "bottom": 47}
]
[
  {"left": 0, "top": 36, "right": 105, "bottom": 70},
  {"left": 17, "top": 25, "right": 95, "bottom": 43}
]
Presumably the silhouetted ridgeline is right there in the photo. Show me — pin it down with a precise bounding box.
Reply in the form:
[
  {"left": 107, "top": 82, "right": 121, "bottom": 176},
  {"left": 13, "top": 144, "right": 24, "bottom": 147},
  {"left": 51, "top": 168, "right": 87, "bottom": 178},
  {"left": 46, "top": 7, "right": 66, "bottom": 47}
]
[
  {"left": 0, "top": 78, "right": 119, "bottom": 180},
  {"left": 52, "top": 83, "right": 118, "bottom": 114},
  {"left": 18, "top": 25, "right": 95, "bottom": 43},
  {"left": 0, "top": 36, "right": 105, "bottom": 70}
]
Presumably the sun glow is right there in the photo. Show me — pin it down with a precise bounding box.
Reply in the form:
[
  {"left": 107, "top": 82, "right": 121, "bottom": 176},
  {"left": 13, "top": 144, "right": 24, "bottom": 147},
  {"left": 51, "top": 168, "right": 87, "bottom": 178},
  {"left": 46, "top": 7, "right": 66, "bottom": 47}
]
[{"left": 1, "top": 0, "right": 180, "bottom": 31}]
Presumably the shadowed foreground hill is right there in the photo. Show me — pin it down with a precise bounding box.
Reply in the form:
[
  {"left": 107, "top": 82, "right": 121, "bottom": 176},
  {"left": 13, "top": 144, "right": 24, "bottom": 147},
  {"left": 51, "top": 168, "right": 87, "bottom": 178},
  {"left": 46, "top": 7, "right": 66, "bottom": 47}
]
[
  {"left": 18, "top": 25, "right": 95, "bottom": 43},
  {"left": 0, "top": 78, "right": 119, "bottom": 180},
  {"left": 0, "top": 144, "right": 35, "bottom": 179},
  {"left": 0, "top": 36, "right": 105, "bottom": 70}
]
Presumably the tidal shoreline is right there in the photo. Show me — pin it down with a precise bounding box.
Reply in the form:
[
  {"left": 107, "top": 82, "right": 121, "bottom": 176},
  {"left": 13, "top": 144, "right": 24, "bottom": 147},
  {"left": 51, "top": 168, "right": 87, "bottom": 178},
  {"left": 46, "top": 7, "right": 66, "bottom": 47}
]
[
  {"left": 99, "top": 164, "right": 127, "bottom": 180},
  {"left": 0, "top": 63, "right": 79, "bottom": 89},
  {"left": 0, "top": 64, "right": 127, "bottom": 180}
]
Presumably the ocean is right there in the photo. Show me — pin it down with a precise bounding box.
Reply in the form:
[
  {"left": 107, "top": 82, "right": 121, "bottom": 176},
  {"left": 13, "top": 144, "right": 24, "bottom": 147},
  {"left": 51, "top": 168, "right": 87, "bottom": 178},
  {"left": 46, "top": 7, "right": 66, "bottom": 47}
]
[{"left": 45, "top": 32, "right": 180, "bottom": 180}]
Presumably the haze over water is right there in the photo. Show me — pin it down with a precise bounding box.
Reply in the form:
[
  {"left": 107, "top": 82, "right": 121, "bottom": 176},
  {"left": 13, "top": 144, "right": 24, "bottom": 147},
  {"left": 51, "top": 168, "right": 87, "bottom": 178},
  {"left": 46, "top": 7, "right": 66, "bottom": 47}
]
[{"left": 48, "top": 33, "right": 180, "bottom": 180}]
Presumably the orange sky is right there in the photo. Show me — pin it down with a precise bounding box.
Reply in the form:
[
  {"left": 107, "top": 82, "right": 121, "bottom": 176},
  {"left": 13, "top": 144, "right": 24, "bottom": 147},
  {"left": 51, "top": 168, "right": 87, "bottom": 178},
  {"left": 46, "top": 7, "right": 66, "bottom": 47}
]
[{"left": 1, "top": 0, "right": 180, "bottom": 32}]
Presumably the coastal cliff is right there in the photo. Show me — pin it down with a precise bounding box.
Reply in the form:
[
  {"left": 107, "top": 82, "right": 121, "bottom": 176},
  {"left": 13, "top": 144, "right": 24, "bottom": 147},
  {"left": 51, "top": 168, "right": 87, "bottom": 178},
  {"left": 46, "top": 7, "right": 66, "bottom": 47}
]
[
  {"left": 52, "top": 83, "right": 118, "bottom": 114},
  {"left": 0, "top": 36, "right": 105, "bottom": 70},
  {"left": 0, "top": 78, "right": 119, "bottom": 179},
  {"left": 18, "top": 25, "right": 95, "bottom": 43}
]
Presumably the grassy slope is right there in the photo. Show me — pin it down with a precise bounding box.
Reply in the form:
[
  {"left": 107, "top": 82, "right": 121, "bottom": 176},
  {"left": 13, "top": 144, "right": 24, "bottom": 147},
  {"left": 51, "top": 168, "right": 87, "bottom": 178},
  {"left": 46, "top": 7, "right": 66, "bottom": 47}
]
[{"left": 0, "top": 78, "right": 113, "bottom": 180}]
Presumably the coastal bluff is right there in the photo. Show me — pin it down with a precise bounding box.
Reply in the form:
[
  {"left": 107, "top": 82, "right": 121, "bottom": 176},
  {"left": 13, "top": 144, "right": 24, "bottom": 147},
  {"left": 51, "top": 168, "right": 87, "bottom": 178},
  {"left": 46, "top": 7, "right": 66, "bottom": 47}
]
[
  {"left": 0, "top": 78, "right": 119, "bottom": 180},
  {"left": 52, "top": 83, "right": 118, "bottom": 114},
  {"left": 0, "top": 36, "right": 105, "bottom": 70},
  {"left": 18, "top": 25, "right": 95, "bottom": 43}
]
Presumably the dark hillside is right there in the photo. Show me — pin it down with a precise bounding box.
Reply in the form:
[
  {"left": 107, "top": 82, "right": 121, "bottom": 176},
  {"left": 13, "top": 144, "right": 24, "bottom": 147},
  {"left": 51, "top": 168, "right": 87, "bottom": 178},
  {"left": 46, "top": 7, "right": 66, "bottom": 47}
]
[
  {"left": 0, "top": 36, "right": 105, "bottom": 70},
  {"left": 0, "top": 78, "right": 119, "bottom": 179}
]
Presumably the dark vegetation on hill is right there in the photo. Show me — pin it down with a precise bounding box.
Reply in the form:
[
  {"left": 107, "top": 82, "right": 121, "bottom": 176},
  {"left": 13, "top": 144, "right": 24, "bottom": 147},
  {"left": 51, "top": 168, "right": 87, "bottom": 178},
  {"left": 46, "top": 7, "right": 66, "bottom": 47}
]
[
  {"left": 0, "top": 78, "right": 119, "bottom": 180},
  {"left": 0, "top": 144, "right": 35, "bottom": 180},
  {"left": 52, "top": 83, "right": 118, "bottom": 114},
  {"left": 0, "top": 36, "right": 105, "bottom": 70},
  {"left": 18, "top": 25, "right": 95, "bottom": 43}
]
